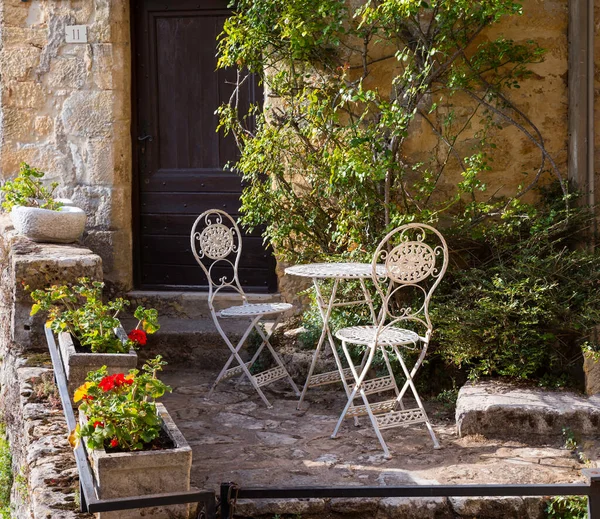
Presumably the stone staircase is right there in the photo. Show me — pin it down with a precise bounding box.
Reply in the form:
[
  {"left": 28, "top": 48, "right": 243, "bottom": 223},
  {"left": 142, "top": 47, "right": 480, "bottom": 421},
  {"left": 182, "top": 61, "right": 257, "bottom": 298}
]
[{"left": 122, "top": 291, "right": 289, "bottom": 369}]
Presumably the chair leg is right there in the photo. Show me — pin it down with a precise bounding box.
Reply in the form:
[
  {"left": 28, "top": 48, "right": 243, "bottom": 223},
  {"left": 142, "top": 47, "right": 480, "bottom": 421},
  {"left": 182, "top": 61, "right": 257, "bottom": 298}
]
[
  {"left": 207, "top": 314, "right": 274, "bottom": 408},
  {"left": 360, "top": 387, "right": 391, "bottom": 459},
  {"left": 208, "top": 315, "right": 260, "bottom": 395},
  {"left": 332, "top": 340, "right": 376, "bottom": 438},
  {"left": 395, "top": 342, "right": 427, "bottom": 405},
  {"left": 252, "top": 316, "right": 300, "bottom": 396},
  {"left": 392, "top": 345, "right": 440, "bottom": 449}
]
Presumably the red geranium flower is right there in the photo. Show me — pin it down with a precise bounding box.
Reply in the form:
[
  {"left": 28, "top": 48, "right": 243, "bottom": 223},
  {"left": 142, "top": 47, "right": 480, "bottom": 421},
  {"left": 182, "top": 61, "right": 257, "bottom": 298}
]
[
  {"left": 93, "top": 421, "right": 104, "bottom": 428},
  {"left": 110, "top": 438, "right": 118, "bottom": 448},
  {"left": 98, "top": 375, "right": 115, "bottom": 392},
  {"left": 128, "top": 329, "right": 147, "bottom": 346},
  {"left": 113, "top": 373, "right": 126, "bottom": 387}
]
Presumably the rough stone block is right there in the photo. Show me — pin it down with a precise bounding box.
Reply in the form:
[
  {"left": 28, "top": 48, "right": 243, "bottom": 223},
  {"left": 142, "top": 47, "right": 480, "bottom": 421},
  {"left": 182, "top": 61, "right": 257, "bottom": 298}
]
[
  {"left": 449, "top": 496, "right": 545, "bottom": 519},
  {"left": 456, "top": 381, "right": 600, "bottom": 438},
  {"left": 3, "top": 82, "right": 45, "bottom": 109},
  {"left": 3, "top": 107, "right": 35, "bottom": 141},
  {"left": 84, "top": 138, "right": 115, "bottom": 185},
  {"left": 70, "top": 185, "right": 113, "bottom": 229},
  {"left": 584, "top": 354, "right": 600, "bottom": 395},
  {"left": 61, "top": 91, "right": 113, "bottom": 137},
  {"left": 47, "top": 56, "right": 88, "bottom": 89},
  {"left": 377, "top": 497, "right": 453, "bottom": 519},
  {"left": 0, "top": 45, "right": 41, "bottom": 81}
]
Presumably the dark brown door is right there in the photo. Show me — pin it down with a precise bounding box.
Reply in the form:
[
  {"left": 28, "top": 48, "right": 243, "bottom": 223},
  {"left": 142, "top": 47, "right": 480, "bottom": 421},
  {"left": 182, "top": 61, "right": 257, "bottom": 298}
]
[{"left": 133, "top": 0, "right": 277, "bottom": 291}]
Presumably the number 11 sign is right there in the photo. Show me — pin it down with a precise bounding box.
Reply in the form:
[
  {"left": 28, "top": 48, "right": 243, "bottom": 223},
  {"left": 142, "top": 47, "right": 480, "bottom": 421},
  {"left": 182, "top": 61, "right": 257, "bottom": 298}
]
[{"left": 65, "top": 25, "right": 88, "bottom": 44}]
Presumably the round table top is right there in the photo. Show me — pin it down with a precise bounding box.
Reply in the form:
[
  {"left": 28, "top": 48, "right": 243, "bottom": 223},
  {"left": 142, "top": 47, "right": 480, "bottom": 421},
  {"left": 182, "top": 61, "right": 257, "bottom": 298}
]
[{"left": 285, "top": 262, "right": 385, "bottom": 279}]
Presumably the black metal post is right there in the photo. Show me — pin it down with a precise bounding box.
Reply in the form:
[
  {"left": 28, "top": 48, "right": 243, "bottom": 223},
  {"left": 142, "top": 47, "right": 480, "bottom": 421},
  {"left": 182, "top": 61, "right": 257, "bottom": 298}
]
[
  {"left": 220, "top": 482, "right": 235, "bottom": 519},
  {"left": 584, "top": 469, "right": 600, "bottom": 519},
  {"left": 79, "top": 480, "right": 87, "bottom": 513},
  {"left": 204, "top": 494, "right": 217, "bottom": 519}
]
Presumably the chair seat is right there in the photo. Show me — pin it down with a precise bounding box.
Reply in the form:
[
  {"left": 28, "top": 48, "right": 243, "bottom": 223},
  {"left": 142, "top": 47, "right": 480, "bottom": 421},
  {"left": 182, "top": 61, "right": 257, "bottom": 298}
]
[
  {"left": 335, "top": 325, "right": 420, "bottom": 346},
  {"left": 219, "top": 302, "right": 293, "bottom": 318}
]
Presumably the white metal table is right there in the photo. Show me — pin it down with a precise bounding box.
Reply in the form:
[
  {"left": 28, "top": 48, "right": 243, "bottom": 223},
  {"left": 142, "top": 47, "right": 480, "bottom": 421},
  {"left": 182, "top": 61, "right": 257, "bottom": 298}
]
[{"left": 285, "top": 262, "right": 392, "bottom": 410}]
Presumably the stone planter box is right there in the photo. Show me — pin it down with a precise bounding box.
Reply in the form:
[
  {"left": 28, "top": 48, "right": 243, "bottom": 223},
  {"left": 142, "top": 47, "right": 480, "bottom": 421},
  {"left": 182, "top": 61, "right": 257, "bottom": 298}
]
[
  {"left": 86, "top": 403, "right": 192, "bottom": 519},
  {"left": 58, "top": 328, "right": 137, "bottom": 407},
  {"left": 10, "top": 202, "right": 86, "bottom": 244}
]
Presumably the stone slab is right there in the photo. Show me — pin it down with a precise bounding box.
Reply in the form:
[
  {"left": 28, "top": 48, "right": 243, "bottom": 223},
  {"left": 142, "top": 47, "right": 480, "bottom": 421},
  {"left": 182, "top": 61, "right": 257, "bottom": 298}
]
[{"left": 456, "top": 381, "right": 600, "bottom": 438}]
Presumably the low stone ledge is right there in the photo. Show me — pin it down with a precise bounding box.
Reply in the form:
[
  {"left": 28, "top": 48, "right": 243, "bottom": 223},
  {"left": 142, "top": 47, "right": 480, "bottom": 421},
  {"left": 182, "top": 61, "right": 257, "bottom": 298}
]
[
  {"left": 0, "top": 352, "right": 91, "bottom": 519},
  {"left": 456, "top": 381, "right": 600, "bottom": 438},
  {"left": 0, "top": 215, "right": 103, "bottom": 352}
]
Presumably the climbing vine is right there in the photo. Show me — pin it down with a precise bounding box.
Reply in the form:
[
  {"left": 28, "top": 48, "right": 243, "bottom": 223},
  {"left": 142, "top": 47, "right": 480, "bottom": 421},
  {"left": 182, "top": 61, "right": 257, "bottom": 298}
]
[{"left": 217, "top": 0, "right": 566, "bottom": 262}]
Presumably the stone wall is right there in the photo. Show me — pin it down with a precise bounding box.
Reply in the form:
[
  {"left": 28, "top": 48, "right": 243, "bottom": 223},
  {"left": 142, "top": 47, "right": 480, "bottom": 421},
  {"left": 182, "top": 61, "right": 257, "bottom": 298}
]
[
  {"left": 0, "top": 216, "right": 100, "bottom": 518},
  {"left": 0, "top": 0, "right": 132, "bottom": 290}
]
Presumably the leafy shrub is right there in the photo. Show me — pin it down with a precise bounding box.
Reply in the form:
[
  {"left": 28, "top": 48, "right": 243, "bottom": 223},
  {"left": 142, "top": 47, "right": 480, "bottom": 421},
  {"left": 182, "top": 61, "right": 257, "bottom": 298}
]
[
  {"left": 1, "top": 162, "right": 62, "bottom": 212},
  {"left": 546, "top": 496, "right": 587, "bottom": 519},
  {"left": 433, "top": 188, "right": 600, "bottom": 385}
]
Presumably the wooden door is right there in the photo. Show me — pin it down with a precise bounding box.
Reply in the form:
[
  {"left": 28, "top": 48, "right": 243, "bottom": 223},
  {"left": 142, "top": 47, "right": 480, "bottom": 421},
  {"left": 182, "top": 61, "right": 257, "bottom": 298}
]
[{"left": 133, "top": 0, "right": 277, "bottom": 291}]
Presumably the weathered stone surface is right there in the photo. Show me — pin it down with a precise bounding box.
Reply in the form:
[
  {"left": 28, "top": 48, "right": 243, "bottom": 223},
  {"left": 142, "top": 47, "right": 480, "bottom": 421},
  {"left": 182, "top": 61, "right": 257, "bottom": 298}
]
[
  {"left": 456, "top": 381, "right": 600, "bottom": 438},
  {"left": 47, "top": 57, "right": 88, "bottom": 89},
  {"left": 233, "top": 498, "right": 328, "bottom": 518},
  {"left": 3, "top": 82, "right": 45, "bottom": 108},
  {"left": 0, "top": 45, "right": 41, "bottom": 81},
  {"left": 584, "top": 354, "right": 600, "bottom": 395},
  {"left": 10, "top": 205, "right": 86, "bottom": 244},
  {"left": 61, "top": 91, "right": 113, "bottom": 137},
  {"left": 449, "top": 496, "right": 546, "bottom": 519},
  {"left": 377, "top": 497, "right": 453, "bottom": 519}
]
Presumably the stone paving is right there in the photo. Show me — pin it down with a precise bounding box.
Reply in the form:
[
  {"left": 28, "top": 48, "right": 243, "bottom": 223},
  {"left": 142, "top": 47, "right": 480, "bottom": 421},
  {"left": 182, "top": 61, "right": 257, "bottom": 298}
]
[{"left": 159, "top": 368, "right": 597, "bottom": 518}]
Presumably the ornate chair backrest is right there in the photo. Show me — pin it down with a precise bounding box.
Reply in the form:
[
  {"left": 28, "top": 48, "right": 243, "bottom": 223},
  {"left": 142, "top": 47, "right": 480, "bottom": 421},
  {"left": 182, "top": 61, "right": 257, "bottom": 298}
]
[
  {"left": 190, "top": 209, "right": 247, "bottom": 309},
  {"left": 371, "top": 223, "right": 448, "bottom": 340}
]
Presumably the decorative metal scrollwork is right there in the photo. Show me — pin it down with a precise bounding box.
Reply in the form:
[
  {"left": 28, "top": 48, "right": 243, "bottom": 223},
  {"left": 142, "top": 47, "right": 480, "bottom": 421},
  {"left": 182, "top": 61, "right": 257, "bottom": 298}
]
[
  {"left": 198, "top": 223, "right": 235, "bottom": 260},
  {"left": 385, "top": 241, "right": 435, "bottom": 283}
]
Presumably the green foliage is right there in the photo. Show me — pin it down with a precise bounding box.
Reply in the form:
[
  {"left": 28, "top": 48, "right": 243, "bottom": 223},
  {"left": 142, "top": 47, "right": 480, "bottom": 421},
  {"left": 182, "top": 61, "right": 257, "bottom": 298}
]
[
  {"left": 1, "top": 162, "right": 62, "bottom": 212},
  {"left": 546, "top": 496, "right": 587, "bottom": 519},
  {"left": 74, "top": 356, "right": 171, "bottom": 452},
  {"left": 0, "top": 424, "right": 12, "bottom": 518},
  {"left": 432, "top": 189, "right": 600, "bottom": 384},
  {"left": 217, "top": 0, "right": 562, "bottom": 262},
  {"left": 30, "top": 278, "right": 160, "bottom": 354}
]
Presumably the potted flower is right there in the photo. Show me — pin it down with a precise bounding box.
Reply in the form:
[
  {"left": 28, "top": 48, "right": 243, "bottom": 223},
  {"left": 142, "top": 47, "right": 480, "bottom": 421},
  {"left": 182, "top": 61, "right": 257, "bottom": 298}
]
[
  {"left": 71, "top": 356, "right": 192, "bottom": 519},
  {"left": 30, "top": 277, "right": 160, "bottom": 405},
  {"left": 1, "top": 162, "right": 86, "bottom": 243}
]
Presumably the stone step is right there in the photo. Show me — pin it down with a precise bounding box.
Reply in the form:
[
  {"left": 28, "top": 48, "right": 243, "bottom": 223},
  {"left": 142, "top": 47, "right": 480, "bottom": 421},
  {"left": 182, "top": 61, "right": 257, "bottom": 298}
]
[
  {"left": 456, "top": 381, "right": 600, "bottom": 438},
  {"left": 121, "top": 316, "right": 258, "bottom": 369},
  {"left": 126, "top": 290, "right": 284, "bottom": 319}
]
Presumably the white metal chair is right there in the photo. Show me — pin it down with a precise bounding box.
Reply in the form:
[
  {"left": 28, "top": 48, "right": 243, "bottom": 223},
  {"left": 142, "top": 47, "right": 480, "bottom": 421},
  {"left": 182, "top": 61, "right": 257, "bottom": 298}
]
[
  {"left": 332, "top": 223, "right": 448, "bottom": 457},
  {"left": 190, "top": 209, "right": 299, "bottom": 408}
]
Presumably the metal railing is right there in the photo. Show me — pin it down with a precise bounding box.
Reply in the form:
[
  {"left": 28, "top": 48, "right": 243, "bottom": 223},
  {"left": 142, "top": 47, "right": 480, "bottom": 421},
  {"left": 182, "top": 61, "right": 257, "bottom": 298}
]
[
  {"left": 46, "top": 325, "right": 600, "bottom": 519},
  {"left": 219, "top": 475, "right": 600, "bottom": 518},
  {"left": 45, "top": 326, "right": 216, "bottom": 518}
]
